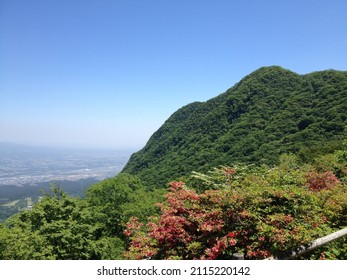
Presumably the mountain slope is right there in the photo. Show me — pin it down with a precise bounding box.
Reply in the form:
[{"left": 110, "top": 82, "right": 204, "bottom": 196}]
[{"left": 122, "top": 66, "right": 347, "bottom": 188}]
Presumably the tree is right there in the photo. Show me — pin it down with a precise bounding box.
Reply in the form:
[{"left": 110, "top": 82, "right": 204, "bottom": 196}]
[
  {"left": 0, "top": 186, "right": 124, "bottom": 259},
  {"left": 84, "top": 172, "right": 165, "bottom": 253}
]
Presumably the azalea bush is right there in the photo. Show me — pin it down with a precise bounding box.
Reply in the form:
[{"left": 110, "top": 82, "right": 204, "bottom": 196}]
[
  {"left": 305, "top": 170, "right": 340, "bottom": 191},
  {"left": 125, "top": 164, "right": 347, "bottom": 260}
]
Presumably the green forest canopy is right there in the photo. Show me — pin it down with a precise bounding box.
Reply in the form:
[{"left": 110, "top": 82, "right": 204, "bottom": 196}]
[{"left": 122, "top": 66, "right": 347, "bottom": 188}]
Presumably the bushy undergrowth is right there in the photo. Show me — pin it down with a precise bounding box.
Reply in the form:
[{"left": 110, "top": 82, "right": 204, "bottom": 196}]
[{"left": 125, "top": 155, "right": 347, "bottom": 260}]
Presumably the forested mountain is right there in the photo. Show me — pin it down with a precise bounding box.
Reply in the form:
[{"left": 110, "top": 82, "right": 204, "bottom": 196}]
[
  {"left": 122, "top": 66, "right": 347, "bottom": 188},
  {"left": 1, "top": 66, "right": 347, "bottom": 260}
]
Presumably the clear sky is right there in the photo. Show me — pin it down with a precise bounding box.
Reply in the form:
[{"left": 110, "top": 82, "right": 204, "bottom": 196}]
[{"left": 1, "top": 0, "right": 346, "bottom": 150}]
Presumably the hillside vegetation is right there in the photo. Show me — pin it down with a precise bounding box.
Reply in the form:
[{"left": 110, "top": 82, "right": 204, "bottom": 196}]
[
  {"left": 122, "top": 66, "right": 347, "bottom": 188},
  {"left": 1, "top": 66, "right": 346, "bottom": 260},
  {"left": 1, "top": 149, "right": 346, "bottom": 259}
]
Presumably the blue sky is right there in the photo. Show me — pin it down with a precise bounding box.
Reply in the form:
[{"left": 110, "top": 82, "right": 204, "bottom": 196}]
[{"left": 1, "top": 0, "right": 346, "bottom": 150}]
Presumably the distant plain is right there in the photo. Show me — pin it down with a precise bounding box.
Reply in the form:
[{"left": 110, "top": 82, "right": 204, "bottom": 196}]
[{"left": 0, "top": 142, "right": 132, "bottom": 221}]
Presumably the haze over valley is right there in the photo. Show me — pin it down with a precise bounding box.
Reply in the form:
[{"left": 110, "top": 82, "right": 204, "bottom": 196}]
[
  {"left": 0, "top": 142, "right": 132, "bottom": 220},
  {"left": 0, "top": 143, "right": 132, "bottom": 187}
]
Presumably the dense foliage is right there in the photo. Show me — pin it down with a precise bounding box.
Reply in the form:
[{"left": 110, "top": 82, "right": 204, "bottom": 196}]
[
  {"left": 0, "top": 187, "right": 106, "bottom": 259},
  {"left": 122, "top": 66, "right": 347, "bottom": 188},
  {"left": 1, "top": 149, "right": 346, "bottom": 260},
  {"left": 0, "top": 175, "right": 164, "bottom": 259},
  {"left": 125, "top": 153, "right": 347, "bottom": 260}
]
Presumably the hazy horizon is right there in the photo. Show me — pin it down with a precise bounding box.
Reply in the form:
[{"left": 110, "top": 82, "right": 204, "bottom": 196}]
[{"left": 0, "top": 140, "right": 138, "bottom": 153}]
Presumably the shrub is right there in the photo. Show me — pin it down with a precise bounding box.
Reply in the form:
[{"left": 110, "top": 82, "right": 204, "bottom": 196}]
[{"left": 125, "top": 166, "right": 345, "bottom": 259}]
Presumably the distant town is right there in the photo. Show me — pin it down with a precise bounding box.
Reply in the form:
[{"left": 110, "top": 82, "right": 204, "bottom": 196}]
[
  {"left": 0, "top": 143, "right": 133, "bottom": 221},
  {"left": 0, "top": 142, "right": 132, "bottom": 187},
  {"left": 0, "top": 165, "right": 125, "bottom": 187}
]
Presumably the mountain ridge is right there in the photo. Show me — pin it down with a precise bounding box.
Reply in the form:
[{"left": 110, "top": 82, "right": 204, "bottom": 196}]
[{"left": 122, "top": 66, "right": 347, "bottom": 188}]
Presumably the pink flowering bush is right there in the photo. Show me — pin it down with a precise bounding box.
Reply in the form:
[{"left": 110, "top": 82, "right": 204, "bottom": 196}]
[
  {"left": 305, "top": 171, "right": 339, "bottom": 191},
  {"left": 124, "top": 165, "right": 346, "bottom": 259}
]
